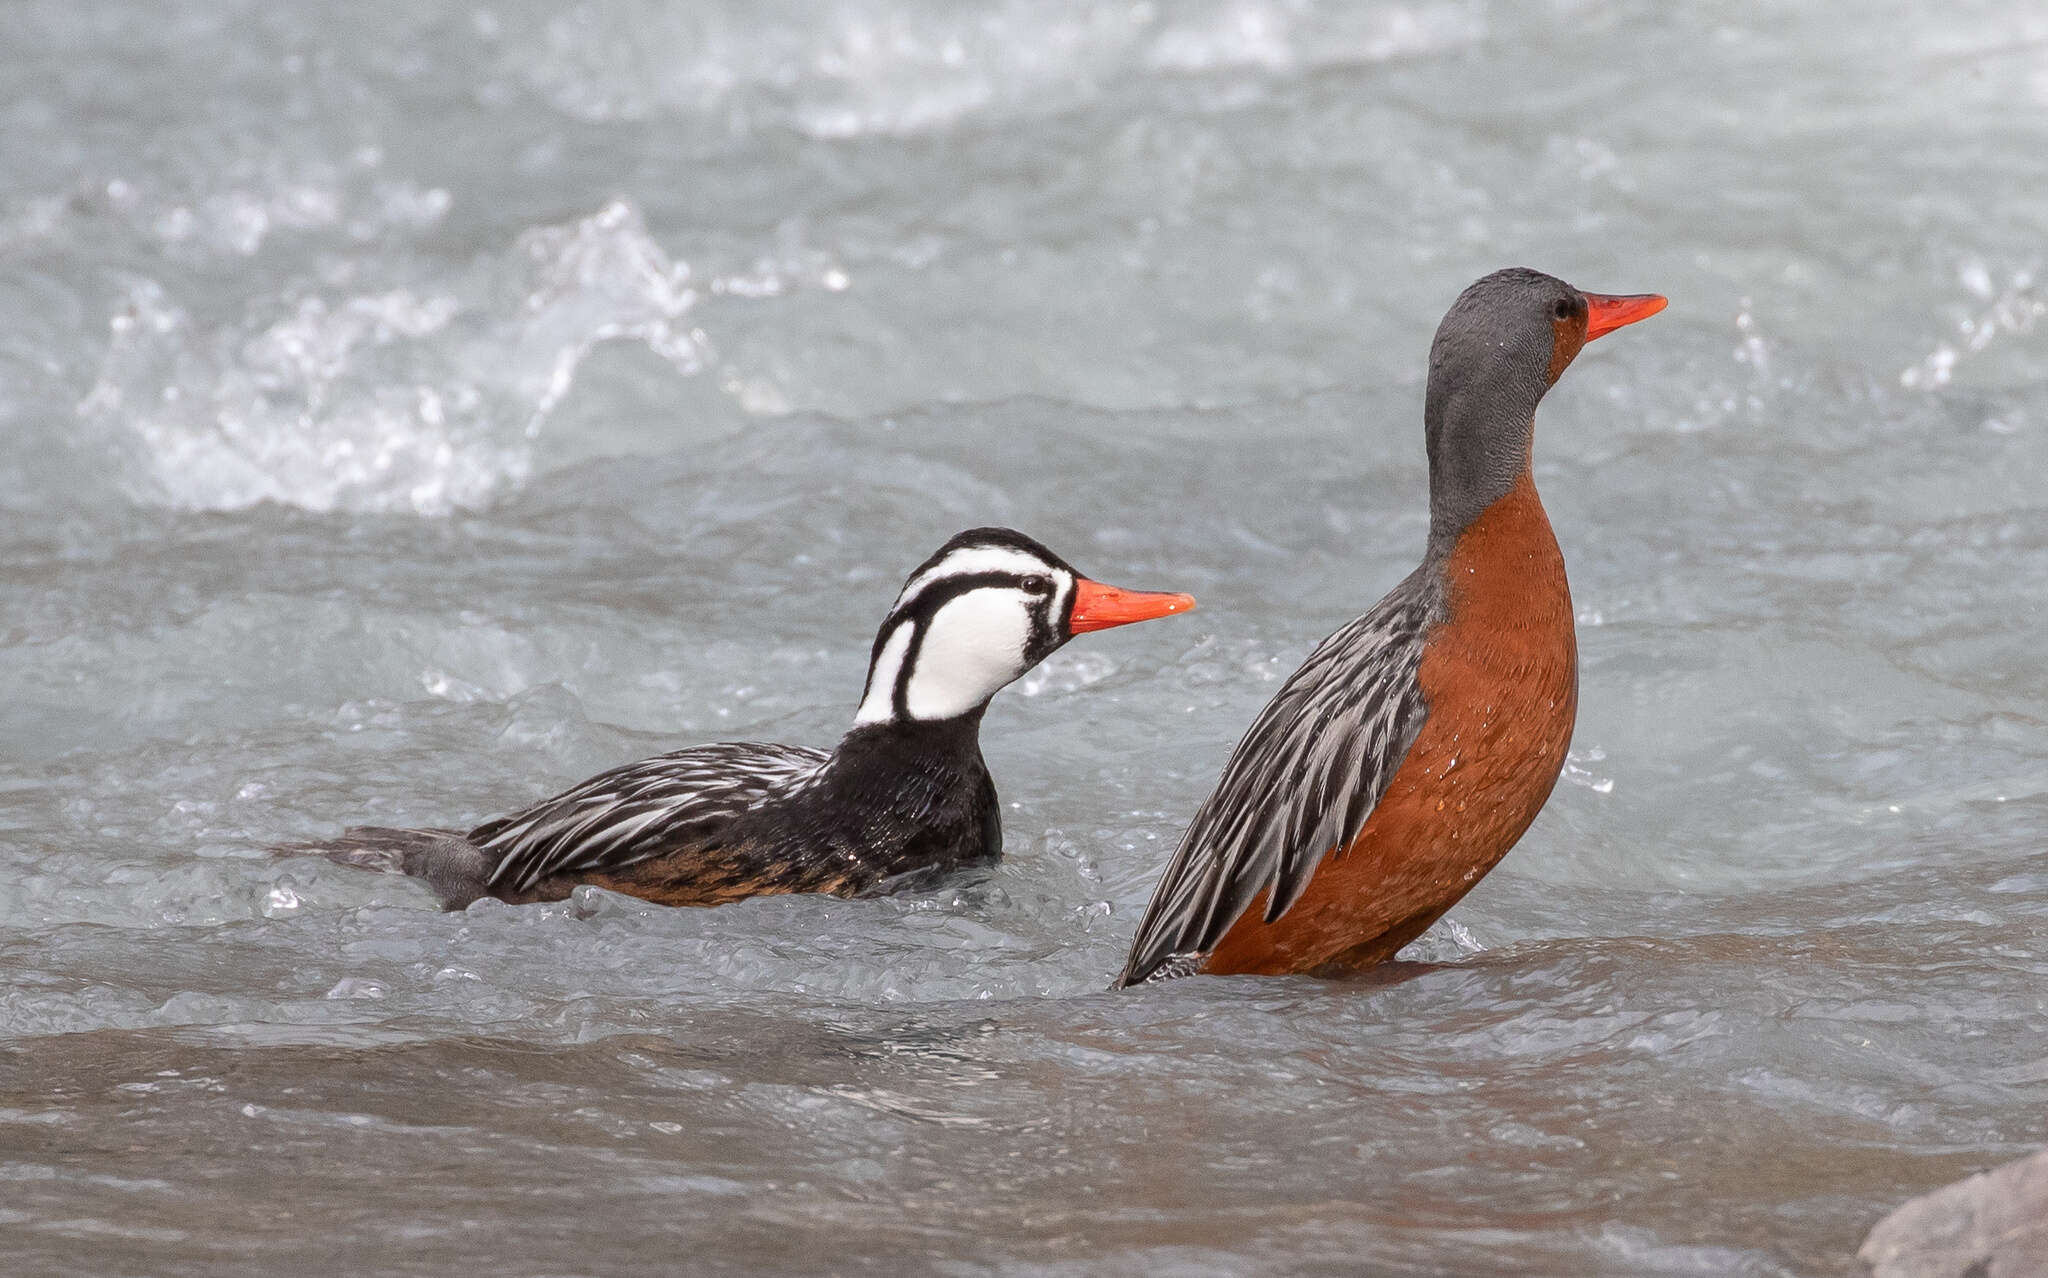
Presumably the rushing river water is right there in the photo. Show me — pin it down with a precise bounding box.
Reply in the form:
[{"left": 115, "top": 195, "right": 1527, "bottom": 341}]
[{"left": 4, "top": 2, "right": 2047, "bottom": 1274}]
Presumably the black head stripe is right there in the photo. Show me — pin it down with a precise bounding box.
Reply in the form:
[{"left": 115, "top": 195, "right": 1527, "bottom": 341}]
[
  {"left": 893, "top": 621, "right": 916, "bottom": 721},
  {"left": 890, "top": 572, "right": 1033, "bottom": 624}
]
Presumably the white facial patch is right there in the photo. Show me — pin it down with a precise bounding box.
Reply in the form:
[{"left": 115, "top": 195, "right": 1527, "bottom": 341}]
[
  {"left": 852, "top": 621, "right": 915, "bottom": 727},
  {"left": 901, "top": 588, "right": 1036, "bottom": 721}
]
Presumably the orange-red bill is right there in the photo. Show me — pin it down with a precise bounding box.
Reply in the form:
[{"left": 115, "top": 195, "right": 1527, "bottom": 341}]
[
  {"left": 1583, "top": 291, "right": 1668, "bottom": 341},
  {"left": 1068, "top": 579, "right": 1197, "bottom": 633}
]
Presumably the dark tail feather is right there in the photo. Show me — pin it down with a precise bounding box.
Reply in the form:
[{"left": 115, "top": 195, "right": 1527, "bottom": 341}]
[{"left": 280, "top": 826, "right": 495, "bottom": 910}]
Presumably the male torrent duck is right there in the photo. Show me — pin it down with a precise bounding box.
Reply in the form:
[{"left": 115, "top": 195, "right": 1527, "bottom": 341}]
[
  {"left": 307, "top": 528, "right": 1194, "bottom": 909},
  {"left": 1116, "top": 268, "right": 1664, "bottom": 985}
]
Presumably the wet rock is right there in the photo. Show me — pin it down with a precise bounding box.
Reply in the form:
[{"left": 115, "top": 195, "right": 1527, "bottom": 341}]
[{"left": 1860, "top": 1147, "right": 2048, "bottom": 1277}]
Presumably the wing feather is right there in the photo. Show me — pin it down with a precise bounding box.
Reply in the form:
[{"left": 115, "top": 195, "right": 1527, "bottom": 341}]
[
  {"left": 1117, "top": 584, "right": 1434, "bottom": 986},
  {"left": 473, "top": 742, "right": 828, "bottom": 892}
]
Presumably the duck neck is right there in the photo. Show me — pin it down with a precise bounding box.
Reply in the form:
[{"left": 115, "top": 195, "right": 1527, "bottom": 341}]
[
  {"left": 824, "top": 711, "right": 990, "bottom": 808},
  {"left": 1421, "top": 466, "right": 1573, "bottom": 685},
  {"left": 1422, "top": 375, "right": 1542, "bottom": 563}
]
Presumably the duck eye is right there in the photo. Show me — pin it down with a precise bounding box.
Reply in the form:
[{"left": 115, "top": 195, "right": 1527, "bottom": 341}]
[
  {"left": 1021, "top": 574, "right": 1052, "bottom": 595},
  {"left": 1553, "top": 298, "right": 1575, "bottom": 320}
]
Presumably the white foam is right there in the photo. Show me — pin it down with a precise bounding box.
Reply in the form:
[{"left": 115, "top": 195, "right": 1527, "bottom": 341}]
[{"left": 78, "top": 200, "right": 704, "bottom": 514}]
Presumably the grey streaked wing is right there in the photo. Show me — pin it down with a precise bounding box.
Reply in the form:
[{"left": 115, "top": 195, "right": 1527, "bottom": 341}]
[
  {"left": 1118, "top": 595, "right": 1431, "bottom": 986},
  {"left": 473, "top": 742, "right": 828, "bottom": 892}
]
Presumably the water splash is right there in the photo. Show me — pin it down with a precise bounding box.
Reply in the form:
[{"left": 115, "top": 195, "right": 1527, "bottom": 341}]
[
  {"left": 78, "top": 199, "right": 704, "bottom": 514},
  {"left": 1901, "top": 260, "right": 2044, "bottom": 390},
  {"left": 1563, "top": 745, "right": 1615, "bottom": 795},
  {"left": 490, "top": 0, "right": 1485, "bottom": 135}
]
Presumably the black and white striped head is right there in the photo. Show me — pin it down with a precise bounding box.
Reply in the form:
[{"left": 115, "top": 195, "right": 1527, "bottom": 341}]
[{"left": 853, "top": 528, "right": 1195, "bottom": 727}]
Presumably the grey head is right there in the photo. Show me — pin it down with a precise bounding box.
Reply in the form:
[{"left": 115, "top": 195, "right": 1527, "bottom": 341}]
[{"left": 1422, "top": 267, "right": 1665, "bottom": 553}]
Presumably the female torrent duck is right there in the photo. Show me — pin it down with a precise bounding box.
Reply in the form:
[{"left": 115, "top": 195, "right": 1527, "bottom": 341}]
[
  {"left": 1116, "top": 268, "right": 1664, "bottom": 985},
  {"left": 309, "top": 528, "right": 1193, "bottom": 909}
]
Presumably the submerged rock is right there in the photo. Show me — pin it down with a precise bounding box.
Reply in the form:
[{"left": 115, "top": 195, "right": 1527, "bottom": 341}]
[{"left": 1860, "top": 1147, "right": 2048, "bottom": 1277}]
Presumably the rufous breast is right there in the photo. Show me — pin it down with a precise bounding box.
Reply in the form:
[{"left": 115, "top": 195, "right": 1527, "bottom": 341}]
[{"left": 1206, "top": 470, "right": 1578, "bottom": 975}]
